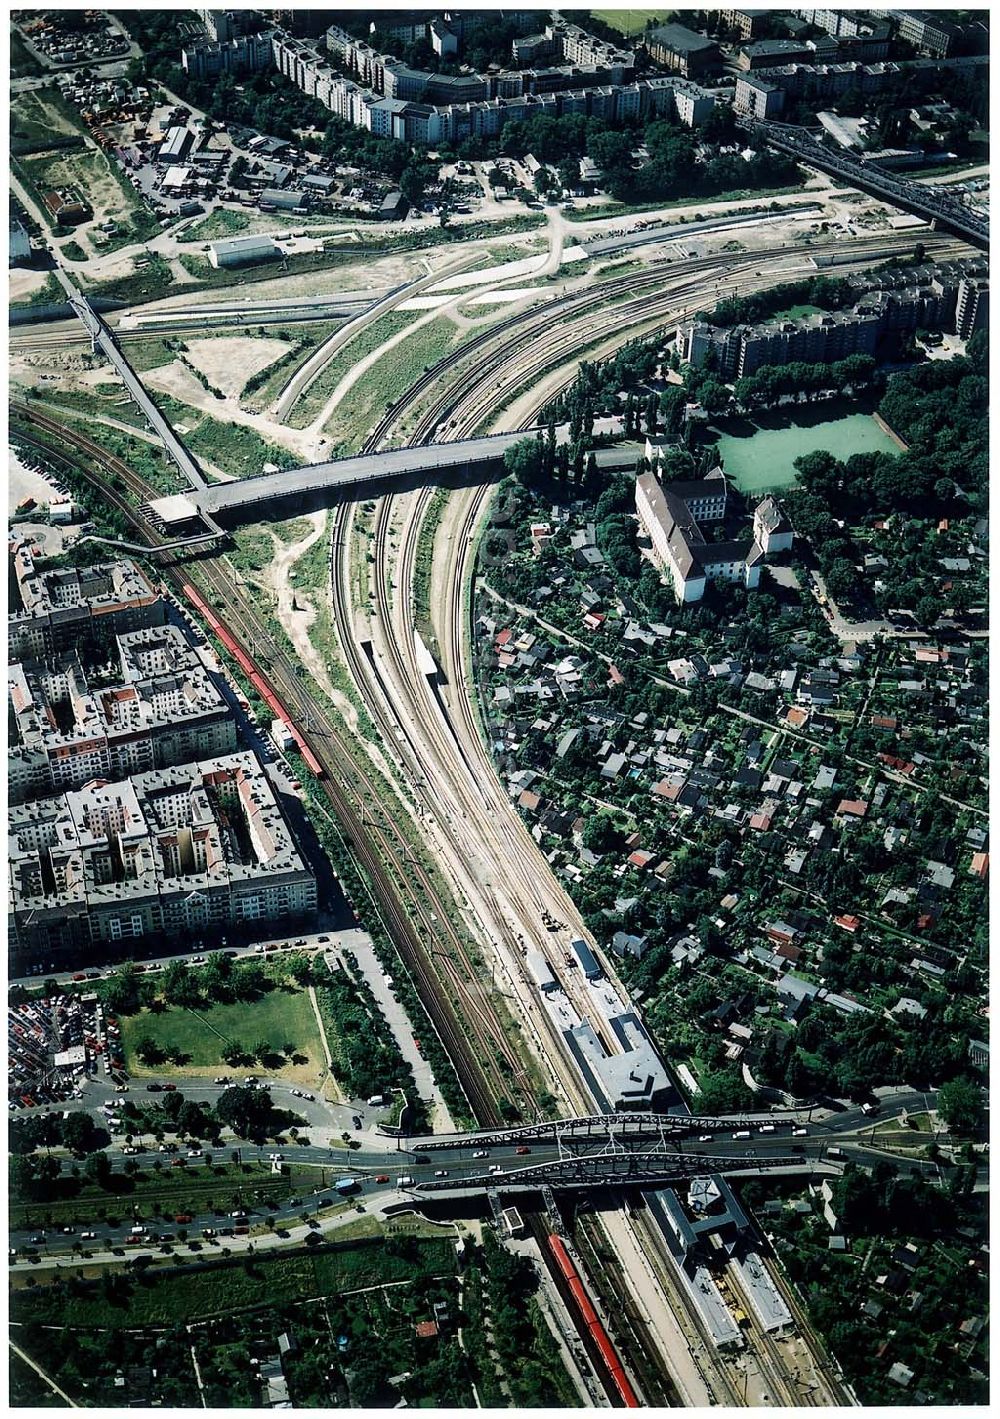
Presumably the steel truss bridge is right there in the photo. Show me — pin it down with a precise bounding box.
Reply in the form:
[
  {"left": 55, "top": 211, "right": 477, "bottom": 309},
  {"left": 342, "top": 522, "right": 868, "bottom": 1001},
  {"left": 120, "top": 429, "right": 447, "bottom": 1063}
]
[
  {"left": 415, "top": 1152, "right": 827, "bottom": 1194},
  {"left": 409, "top": 1112, "right": 783, "bottom": 1150},
  {"left": 741, "top": 118, "right": 989, "bottom": 250}
]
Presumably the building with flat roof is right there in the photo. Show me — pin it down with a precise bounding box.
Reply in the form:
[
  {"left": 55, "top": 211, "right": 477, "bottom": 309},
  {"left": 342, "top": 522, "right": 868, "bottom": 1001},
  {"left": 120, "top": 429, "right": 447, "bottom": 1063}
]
[
  {"left": 9, "top": 624, "right": 237, "bottom": 804},
  {"left": 644, "top": 23, "right": 721, "bottom": 76},
  {"left": 9, "top": 551, "right": 164, "bottom": 662},
  {"left": 564, "top": 1010, "right": 675, "bottom": 1112},
  {"left": 215, "top": 206, "right": 277, "bottom": 243},
  {"left": 9, "top": 751, "right": 317, "bottom": 964},
  {"left": 9, "top": 219, "right": 32, "bottom": 267}
]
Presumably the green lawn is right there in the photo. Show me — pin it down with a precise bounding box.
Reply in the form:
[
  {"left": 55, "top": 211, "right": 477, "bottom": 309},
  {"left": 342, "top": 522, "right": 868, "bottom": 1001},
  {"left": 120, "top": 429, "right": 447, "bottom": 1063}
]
[
  {"left": 153, "top": 394, "right": 297, "bottom": 479},
  {"left": 11, "top": 1239, "right": 457, "bottom": 1329},
  {"left": 286, "top": 311, "right": 411, "bottom": 430},
  {"left": 10, "top": 1161, "right": 312, "bottom": 1230},
  {"left": 320, "top": 317, "right": 467, "bottom": 450},
  {"left": 591, "top": 8, "right": 675, "bottom": 35},
  {"left": 121, "top": 987, "right": 325, "bottom": 1079}
]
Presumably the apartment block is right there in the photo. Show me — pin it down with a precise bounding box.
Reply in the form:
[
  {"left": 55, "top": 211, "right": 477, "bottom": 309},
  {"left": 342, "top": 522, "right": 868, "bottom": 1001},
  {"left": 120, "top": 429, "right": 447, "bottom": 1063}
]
[
  {"left": 9, "top": 752, "right": 317, "bottom": 964},
  {"left": 679, "top": 267, "right": 987, "bottom": 378},
  {"left": 182, "top": 31, "right": 274, "bottom": 80},
  {"left": 8, "top": 624, "right": 237, "bottom": 804},
  {"left": 9, "top": 551, "right": 164, "bottom": 663}
]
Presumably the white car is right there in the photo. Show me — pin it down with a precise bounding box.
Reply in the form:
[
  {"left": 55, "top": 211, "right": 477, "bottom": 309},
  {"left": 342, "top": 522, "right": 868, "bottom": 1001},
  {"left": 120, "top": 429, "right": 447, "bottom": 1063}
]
[
  {"left": 434, "top": 1169, "right": 449, "bottom": 1177},
  {"left": 187, "top": 1148, "right": 203, "bottom": 1158},
  {"left": 473, "top": 1150, "right": 488, "bottom": 1159},
  {"left": 698, "top": 1134, "right": 712, "bottom": 1143},
  {"left": 269, "top": 1152, "right": 284, "bottom": 1162}
]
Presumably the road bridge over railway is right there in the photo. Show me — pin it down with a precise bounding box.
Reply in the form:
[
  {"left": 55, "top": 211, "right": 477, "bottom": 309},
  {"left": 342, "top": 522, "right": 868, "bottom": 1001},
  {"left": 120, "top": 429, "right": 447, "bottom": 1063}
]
[
  {"left": 743, "top": 118, "right": 989, "bottom": 250},
  {"left": 409, "top": 1111, "right": 784, "bottom": 1149},
  {"left": 413, "top": 1151, "right": 830, "bottom": 1195},
  {"left": 190, "top": 439, "right": 637, "bottom": 523}
]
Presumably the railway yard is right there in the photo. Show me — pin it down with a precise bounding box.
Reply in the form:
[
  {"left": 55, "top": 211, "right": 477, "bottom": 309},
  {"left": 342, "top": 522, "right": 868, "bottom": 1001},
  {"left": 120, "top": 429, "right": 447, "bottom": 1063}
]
[{"left": 7, "top": 28, "right": 990, "bottom": 1404}]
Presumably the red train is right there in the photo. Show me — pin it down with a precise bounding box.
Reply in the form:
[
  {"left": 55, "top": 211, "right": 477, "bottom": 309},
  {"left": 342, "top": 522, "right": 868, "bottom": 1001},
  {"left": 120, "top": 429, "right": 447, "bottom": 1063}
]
[
  {"left": 180, "top": 582, "right": 325, "bottom": 779},
  {"left": 547, "top": 1233, "right": 640, "bottom": 1408}
]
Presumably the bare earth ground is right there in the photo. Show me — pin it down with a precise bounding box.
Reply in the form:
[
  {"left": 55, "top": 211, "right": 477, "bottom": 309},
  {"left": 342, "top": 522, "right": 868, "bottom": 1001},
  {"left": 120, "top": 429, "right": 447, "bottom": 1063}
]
[
  {"left": 9, "top": 268, "right": 51, "bottom": 301},
  {"left": 182, "top": 334, "right": 294, "bottom": 398},
  {"left": 144, "top": 360, "right": 323, "bottom": 462}
]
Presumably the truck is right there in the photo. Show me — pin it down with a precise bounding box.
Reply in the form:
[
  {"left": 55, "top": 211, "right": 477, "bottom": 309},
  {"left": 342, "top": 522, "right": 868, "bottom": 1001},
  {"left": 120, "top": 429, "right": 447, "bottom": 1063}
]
[
  {"left": 335, "top": 1177, "right": 360, "bottom": 1196},
  {"left": 366, "top": 1094, "right": 385, "bottom": 1108},
  {"left": 731, "top": 1130, "right": 751, "bottom": 1140},
  {"left": 396, "top": 1176, "right": 414, "bottom": 1188},
  {"left": 827, "top": 1146, "right": 846, "bottom": 1159}
]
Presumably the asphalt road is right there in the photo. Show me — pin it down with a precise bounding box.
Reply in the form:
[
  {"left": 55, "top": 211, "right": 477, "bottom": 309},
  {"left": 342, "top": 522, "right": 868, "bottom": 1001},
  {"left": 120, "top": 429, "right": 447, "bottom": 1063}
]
[{"left": 13, "top": 1087, "right": 971, "bottom": 1261}]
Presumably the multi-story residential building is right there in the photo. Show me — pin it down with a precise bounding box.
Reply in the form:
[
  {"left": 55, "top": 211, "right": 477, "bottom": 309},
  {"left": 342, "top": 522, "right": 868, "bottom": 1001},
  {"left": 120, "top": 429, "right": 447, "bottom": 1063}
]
[
  {"left": 955, "top": 277, "right": 989, "bottom": 339},
  {"left": 273, "top": 28, "right": 715, "bottom": 142},
  {"left": 266, "top": 8, "right": 331, "bottom": 38},
  {"left": 9, "top": 552, "right": 164, "bottom": 663},
  {"left": 644, "top": 22, "right": 722, "bottom": 77},
  {"left": 720, "top": 9, "right": 779, "bottom": 40},
  {"left": 869, "top": 7, "right": 961, "bottom": 57},
  {"left": 182, "top": 31, "right": 274, "bottom": 80},
  {"left": 8, "top": 625, "right": 237, "bottom": 805},
  {"left": 635, "top": 468, "right": 770, "bottom": 603},
  {"left": 734, "top": 54, "right": 985, "bottom": 118},
  {"left": 9, "top": 752, "right": 317, "bottom": 964},
  {"left": 679, "top": 267, "right": 986, "bottom": 378}
]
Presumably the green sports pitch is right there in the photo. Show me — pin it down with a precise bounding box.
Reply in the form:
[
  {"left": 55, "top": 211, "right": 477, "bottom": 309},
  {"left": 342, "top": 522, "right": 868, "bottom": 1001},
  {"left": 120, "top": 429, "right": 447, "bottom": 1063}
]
[{"left": 590, "top": 9, "right": 675, "bottom": 36}]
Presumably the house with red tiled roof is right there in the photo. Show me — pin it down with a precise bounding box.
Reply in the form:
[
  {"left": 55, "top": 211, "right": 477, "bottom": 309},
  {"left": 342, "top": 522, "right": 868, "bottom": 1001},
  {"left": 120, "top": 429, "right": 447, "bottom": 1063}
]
[
  {"left": 836, "top": 799, "right": 869, "bottom": 820},
  {"left": 970, "top": 852, "right": 989, "bottom": 880},
  {"left": 833, "top": 914, "right": 860, "bottom": 933}
]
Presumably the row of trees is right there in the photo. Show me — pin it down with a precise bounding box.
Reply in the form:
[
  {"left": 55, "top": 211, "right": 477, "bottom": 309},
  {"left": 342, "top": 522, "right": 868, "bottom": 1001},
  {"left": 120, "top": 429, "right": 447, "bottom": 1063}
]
[
  {"left": 698, "top": 274, "right": 855, "bottom": 328},
  {"left": 734, "top": 353, "right": 877, "bottom": 408}
]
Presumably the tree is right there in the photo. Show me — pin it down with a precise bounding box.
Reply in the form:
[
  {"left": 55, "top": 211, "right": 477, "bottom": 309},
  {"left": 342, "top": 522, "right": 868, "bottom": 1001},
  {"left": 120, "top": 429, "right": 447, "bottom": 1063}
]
[
  {"left": 222, "top": 1041, "right": 247, "bottom": 1066},
  {"left": 252, "top": 1038, "right": 273, "bottom": 1063},
  {"left": 84, "top": 1151, "right": 112, "bottom": 1188},
  {"left": 215, "top": 1086, "right": 273, "bottom": 1140},
  {"left": 937, "top": 1076, "right": 984, "bottom": 1135},
  {"left": 60, "top": 1112, "right": 99, "bottom": 1155},
  {"left": 135, "top": 1034, "right": 165, "bottom": 1066},
  {"left": 503, "top": 436, "right": 546, "bottom": 488},
  {"left": 557, "top": 155, "right": 579, "bottom": 192}
]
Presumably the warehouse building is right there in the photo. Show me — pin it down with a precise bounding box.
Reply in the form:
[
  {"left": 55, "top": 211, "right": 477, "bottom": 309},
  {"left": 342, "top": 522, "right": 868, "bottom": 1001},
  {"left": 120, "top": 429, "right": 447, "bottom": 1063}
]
[
  {"left": 9, "top": 552, "right": 164, "bottom": 662},
  {"left": 208, "top": 233, "right": 280, "bottom": 268},
  {"left": 9, "top": 751, "right": 317, "bottom": 965},
  {"left": 158, "top": 126, "right": 193, "bottom": 162},
  {"left": 8, "top": 624, "right": 237, "bottom": 804},
  {"left": 260, "top": 186, "right": 308, "bottom": 211}
]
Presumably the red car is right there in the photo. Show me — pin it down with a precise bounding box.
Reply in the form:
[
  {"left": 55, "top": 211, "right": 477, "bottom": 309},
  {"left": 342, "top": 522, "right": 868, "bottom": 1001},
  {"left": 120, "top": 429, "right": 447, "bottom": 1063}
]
[
  {"left": 162, "top": 1083, "right": 177, "bottom": 1092},
  {"left": 375, "top": 1174, "right": 389, "bottom": 1184},
  {"left": 174, "top": 1214, "right": 193, "bottom": 1224},
  {"left": 515, "top": 1146, "right": 531, "bottom": 1155}
]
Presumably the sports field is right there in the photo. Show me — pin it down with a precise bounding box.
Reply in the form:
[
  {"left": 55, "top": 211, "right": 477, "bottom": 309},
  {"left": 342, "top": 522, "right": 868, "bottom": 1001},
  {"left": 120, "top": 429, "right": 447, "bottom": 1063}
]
[{"left": 591, "top": 8, "right": 676, "bottom": 36}]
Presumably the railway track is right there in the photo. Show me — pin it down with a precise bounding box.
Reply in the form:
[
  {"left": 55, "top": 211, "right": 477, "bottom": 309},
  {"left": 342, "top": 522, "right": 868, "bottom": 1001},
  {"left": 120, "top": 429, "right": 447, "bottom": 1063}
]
[{"left": 8, "top": 405, "right": 506, "bottom": 1129}]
